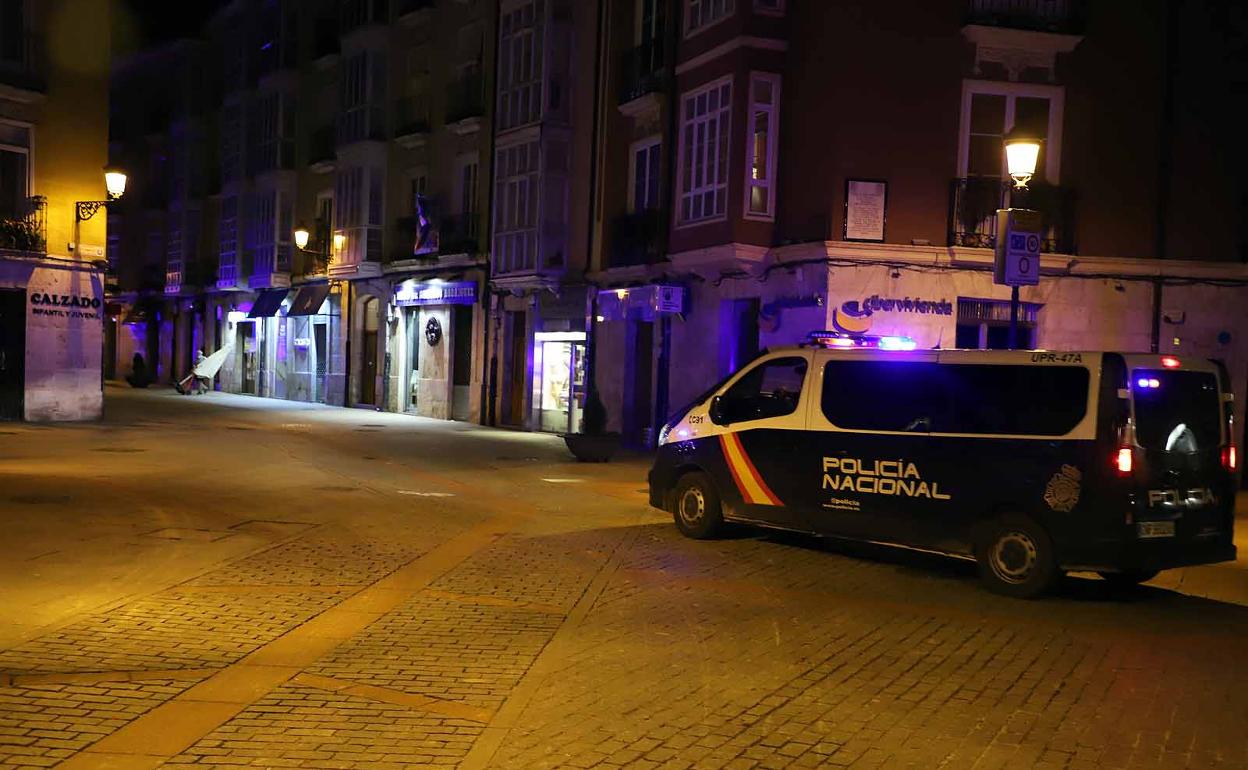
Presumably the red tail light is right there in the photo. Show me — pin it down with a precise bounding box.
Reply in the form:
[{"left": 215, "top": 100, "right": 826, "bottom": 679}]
[
  {"left": 1223, "top": 445, "right": 1238, "bottom": 472},
  {"left": 1115, "top": 447, "right": 1134, "bottom": 475},
  {"left": 1160, "top": 356, "right": 1181, "bottom": 368}
]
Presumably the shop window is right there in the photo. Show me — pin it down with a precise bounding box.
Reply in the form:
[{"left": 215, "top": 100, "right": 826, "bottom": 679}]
[
  {"left": 717, "top": 356, "right": 806, "bottom": 424},
  {"left": 677, "top": 77, "right": 732, "bottom": 225},
  {"left": 744, "top": 73, "right": 780, "bottom": 220},
  {"left": 956, "top": 297, "right": 1040, "bottom": 350}
]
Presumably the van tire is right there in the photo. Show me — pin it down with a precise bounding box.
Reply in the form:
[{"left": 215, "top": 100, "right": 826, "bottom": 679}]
[
  {"left": 672, "top": 472, "right": 724, "bottom": 540},
  {"left": 1098, "top": 569, "right": 1159, "bottom": 587},
  {"left": 974, "top": 514, "right": 1060, "bottom": 598}
]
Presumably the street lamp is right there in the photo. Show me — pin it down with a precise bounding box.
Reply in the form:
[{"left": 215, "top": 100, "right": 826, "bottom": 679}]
[
  {"left": 293, "top": 224, "right": 311, "bottom": 251},
  {"left": 75, "top": 165, "right": 128, "bottom": 223},
  {"left": 995, "top": 128, "right": 1043, "bottom": 350},
  {"left": 292, "top": 222, "right": 344, "bottom": 274},
  {"left": 1004, "top": 128, "right": 1041, "bottom": 191}
]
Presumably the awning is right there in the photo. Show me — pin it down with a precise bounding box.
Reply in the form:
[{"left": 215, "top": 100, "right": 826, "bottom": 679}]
[
  {"left": 287, "top": 284, "right": 332, "bottom": 316},
  {"left": 248, "top": 288, "right": 289, "bottom": 318}
]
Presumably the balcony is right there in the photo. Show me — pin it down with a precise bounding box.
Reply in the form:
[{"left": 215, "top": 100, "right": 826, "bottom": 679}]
[
  {"left": 0, "top": 196, "right": 46, "bottom": 254},
  {"left": 312, "top": 19, "right": 341, "bottom": 65},
  {"left": 609, "top": 209, "right": 667, "bottom": 268},
  {"left": 397, "top": 0, "right": 435, "bottom": 23},
  {"left": 309, "top": 125, "right": 337, "bottom": 173},
  {"left": 164, "top": 263, "right": 183, "bottom": 295},
  {"left": 438, "top": 214, "right": 481, "bottom": 256},
  {"left": 445, "top": 71, "right": 485, "bottom": 134},
  {"left": 948, "top": 177, "right": 1075, "bottom": 254},
  {"left": 393, "top": 95, "right": 432, "bottom": 148},
  {"left": 618, "top": 39, "right": 668, "bottom": 116},
  {"left": 248, "top": 138, "right": 296, "bottom": 177},
  {"left": 0, "top": 33, "right": 44, "bottom": 98},
  {"left": 965, "top": 0, "right": 1086, "bottom": 34},
  {"left": 340, "top": 0, "right": 389, "bottom": 36},
  {"left": 337, "top": 105, "right": 387, "bottom": 146}
]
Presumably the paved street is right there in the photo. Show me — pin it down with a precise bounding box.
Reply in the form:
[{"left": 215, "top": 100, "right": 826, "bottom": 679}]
[{"left": 1, "top": 387, "right": 1247, "bottom": 770}]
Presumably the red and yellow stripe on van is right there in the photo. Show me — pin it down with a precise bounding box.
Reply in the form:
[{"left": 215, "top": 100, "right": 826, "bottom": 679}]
[{"left": 720, "top": 433, "right": 783, "bottom": 506}]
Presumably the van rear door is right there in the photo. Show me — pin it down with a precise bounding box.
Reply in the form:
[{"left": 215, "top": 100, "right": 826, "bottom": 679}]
[{"left": 1126, "top": 357, "right": 1233, "bottom": 541}]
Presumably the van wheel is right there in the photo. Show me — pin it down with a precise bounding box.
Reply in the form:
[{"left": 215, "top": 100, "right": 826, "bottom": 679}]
[
  {"left": 975, "top": 514, "right": 1060, "bottom": 599},
  {"left": 672, "top": 472, "right": 724, "bottom": 540},
  {"left": 1098, "top": 569, "right": 1159, "bottom": 588}
]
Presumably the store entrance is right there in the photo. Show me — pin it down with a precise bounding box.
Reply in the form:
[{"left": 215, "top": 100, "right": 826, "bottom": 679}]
[
  {"left": 535, "top": 331, "right": 586, "bottom": 434},
  {"left": 0, "top": 289, "right": 25, "bottom": 421},
  {"left": 237, "top": 321, "right": 257, "bottom": 394}
]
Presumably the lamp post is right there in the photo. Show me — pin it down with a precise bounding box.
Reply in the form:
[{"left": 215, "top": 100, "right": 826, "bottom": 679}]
[
  {"left": 74, "top": 166, "right": 127, "bottom": 255},
  {"left": 998, "top": 128, "right": 1042, "bottom": 350}
]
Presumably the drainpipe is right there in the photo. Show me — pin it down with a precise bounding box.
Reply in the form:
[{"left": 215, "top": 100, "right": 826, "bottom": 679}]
[
  {"left": 583, "top": 0, "right": 607, "bottom": 400},
  {"left": 342, "top": 279, "right": 352, "bottom": 407},
  {"left": 482, "top": 0, "right": 503, "bottom": 427},
  {"left": 1152, "top": 0, "right": 1178, "bottom": 353}
]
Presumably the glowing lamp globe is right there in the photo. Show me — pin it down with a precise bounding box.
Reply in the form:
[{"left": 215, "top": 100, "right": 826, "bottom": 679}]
[
  {"left": 1004, "top": 129, "right": 1041, "bottom": 190},
  {"left": 104, "top": 167, "right": 127, "bottom": 200},
  {"left": 293, "top": 225, "right": 311, "bottom": 250}
]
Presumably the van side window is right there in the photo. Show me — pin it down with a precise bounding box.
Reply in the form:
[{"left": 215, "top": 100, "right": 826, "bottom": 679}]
[
  {"left": 821, "top": 361, "right": 947, "bottom": 432},
  {"left": 822, "top": 361, "right": 1089, "bottom": 436},
  {"left": 716, "top": 357, "right": 808, "bottom": 424}
]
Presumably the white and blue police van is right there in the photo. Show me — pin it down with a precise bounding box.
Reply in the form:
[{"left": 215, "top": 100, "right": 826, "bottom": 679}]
[{"left": 648, "top": 332, "right": 1238, "bottom": 597}]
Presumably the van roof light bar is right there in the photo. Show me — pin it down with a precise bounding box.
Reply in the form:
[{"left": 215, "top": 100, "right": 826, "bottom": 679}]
[{"left": 805, "top": 331, "right": 917, "bottom": 351}]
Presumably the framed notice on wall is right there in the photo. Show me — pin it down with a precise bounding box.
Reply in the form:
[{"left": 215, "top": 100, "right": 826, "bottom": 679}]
[{"left": 844, "top": 179, "right": 887, "bottom": 242}]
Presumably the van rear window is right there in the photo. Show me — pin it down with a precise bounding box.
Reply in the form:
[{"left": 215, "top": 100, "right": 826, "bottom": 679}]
[
  {"left": 822, "top": 361, "right": 1089, "bottom": 436},
  {"left": 1132, "top": 369, "right": 1221, "bottom": 453}
]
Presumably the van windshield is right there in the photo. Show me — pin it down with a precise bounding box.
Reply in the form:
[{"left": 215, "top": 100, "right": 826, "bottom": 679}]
[{"left": 1132, "top": 369, "right": 1222, "bottom": 453}]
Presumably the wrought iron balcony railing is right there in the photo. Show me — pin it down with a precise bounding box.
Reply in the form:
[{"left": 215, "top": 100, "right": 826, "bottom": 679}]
[
  {"left": 393, "top": 95, "right": 432, "bottom": 138},
  {"left": 965, "top": 0, "right": 1086, "bottom": 34},
  {"left": 609, "top": 209, "right": 667, "bottom": 268},
  {"left": 0, "top": 196, "right": 47, "bottom": 253},
  {"left": 618, "top": 39, "right": 668, "bottom": 106},
  {"left": 948, "top": 177, "right": 1076, "bottom": 254}
]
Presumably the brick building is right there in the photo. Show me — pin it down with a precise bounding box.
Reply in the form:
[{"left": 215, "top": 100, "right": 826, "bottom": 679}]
[{"left": 586, "top": 0, "right": 1248, "bottom": 448}]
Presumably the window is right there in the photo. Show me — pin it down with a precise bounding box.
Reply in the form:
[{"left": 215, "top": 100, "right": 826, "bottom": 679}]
[
  {"left": 955, "top": 297, "right": 1040, "bottom": 350},
  {"left": 340, "top": 52, "right": 387, "bottom": 144},
  {"left": 0, "top": 121, "right": 30, "bottom": 217},
  {"left": 493, "top": 141, "right": 540, "bottom": 273},
  {"left": 335, "top": 166, "right": 383, "bottom": 263},
  {"left": 1132, "top": 370, "right": 1221, "bottom": 453},
  {"left": 220, "top": 104, "right": 242, "bottom": 184},
  {"left": 686, "top": 0, "right": 733, "bottom": 35},
  {"left": 458, "top": 156, "right": 480, "bottom": 238},
  {"left": 498, "top": 0, "right": 544, "bottom": 131},
  {"left": 678, "top": 77, "right": 732, "bottom": 225},
  {"left": 959, "top": 81, "right": 1063, "bottom": 183},
  {"left": 219, "top": 195, "right": 239, "bottom": 277},
  {"left": 630, "top": 138, "right": 661, "bottom": 213},
  {"left": 821, "top": 361, "right": 1089, "bottom": 436},
  {"left": 716, "top": 356, "right": 807, "bottom": 424},
  {"left": 744, "top": 73, "right": 779, "bottom": 219}
]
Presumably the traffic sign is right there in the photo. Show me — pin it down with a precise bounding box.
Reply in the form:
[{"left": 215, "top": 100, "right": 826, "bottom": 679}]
[{"left": 994, "top": 208, "right": 1042, "bottom": 287}]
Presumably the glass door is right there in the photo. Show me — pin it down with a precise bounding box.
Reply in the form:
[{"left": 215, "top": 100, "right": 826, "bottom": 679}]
[{"left": 535, "top": 332, "right": 587, "bottom": 433}]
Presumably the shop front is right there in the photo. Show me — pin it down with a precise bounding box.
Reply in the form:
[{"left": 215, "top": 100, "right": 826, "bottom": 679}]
[
  {"left": 393, "top": 278, "right": 480, "bottom": 421},
  {"left": 533, "top": 330, "right": 586, "bottom": 434},
  {"left": 0, "top": 255, "right": 104, "bottom": 421}
]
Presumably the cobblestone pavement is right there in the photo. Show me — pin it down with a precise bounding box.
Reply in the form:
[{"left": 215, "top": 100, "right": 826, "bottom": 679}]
[{"left": 1, "top": 388, "right": 1247, "bottom": 769}]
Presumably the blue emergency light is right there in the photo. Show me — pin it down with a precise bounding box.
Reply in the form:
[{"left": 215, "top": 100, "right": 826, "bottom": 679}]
[{"left": 806, "top": 331, "right": 918, "bottom": 351}]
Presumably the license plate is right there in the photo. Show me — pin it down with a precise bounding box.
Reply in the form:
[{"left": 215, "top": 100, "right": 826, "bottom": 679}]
[{"left": 1138, "top": 521, "right": 1175, "bottom": 539}]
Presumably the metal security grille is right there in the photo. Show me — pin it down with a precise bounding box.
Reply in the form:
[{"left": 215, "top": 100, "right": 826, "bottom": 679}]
[{"left": 957, "top": 297, "right": 1041, "bottom": 325}]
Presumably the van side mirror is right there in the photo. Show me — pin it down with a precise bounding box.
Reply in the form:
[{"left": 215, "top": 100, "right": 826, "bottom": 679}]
[{"left": 709, "top": 395, "right": 727, "bottom": 425}]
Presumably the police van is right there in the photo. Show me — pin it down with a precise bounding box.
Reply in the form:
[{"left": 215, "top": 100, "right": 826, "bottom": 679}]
[{"left": 648, "top": 332, "right": 1238, "bottom": 597}]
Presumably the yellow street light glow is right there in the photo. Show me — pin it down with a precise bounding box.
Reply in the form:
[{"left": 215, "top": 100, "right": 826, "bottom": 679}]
[
  {"left": 1004, "top": 128, "right": 1041, "bottom": 190},
  {"left": 332, "top": 231, "right": 346, "bottom": 251},
  {"left": 104, "top": 167, "right": 127, "bottom": 199},
  {"left": 293, "top": 225, "right": 311, "bottom": 250}
]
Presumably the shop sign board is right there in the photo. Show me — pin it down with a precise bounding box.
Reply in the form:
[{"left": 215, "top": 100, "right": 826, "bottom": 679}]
[
  {"left": 394, "top": 280, "right": 477, "bottom": 307},
  {"left": 994, "top": 208, "right": 1042, "bottom": 287}
]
